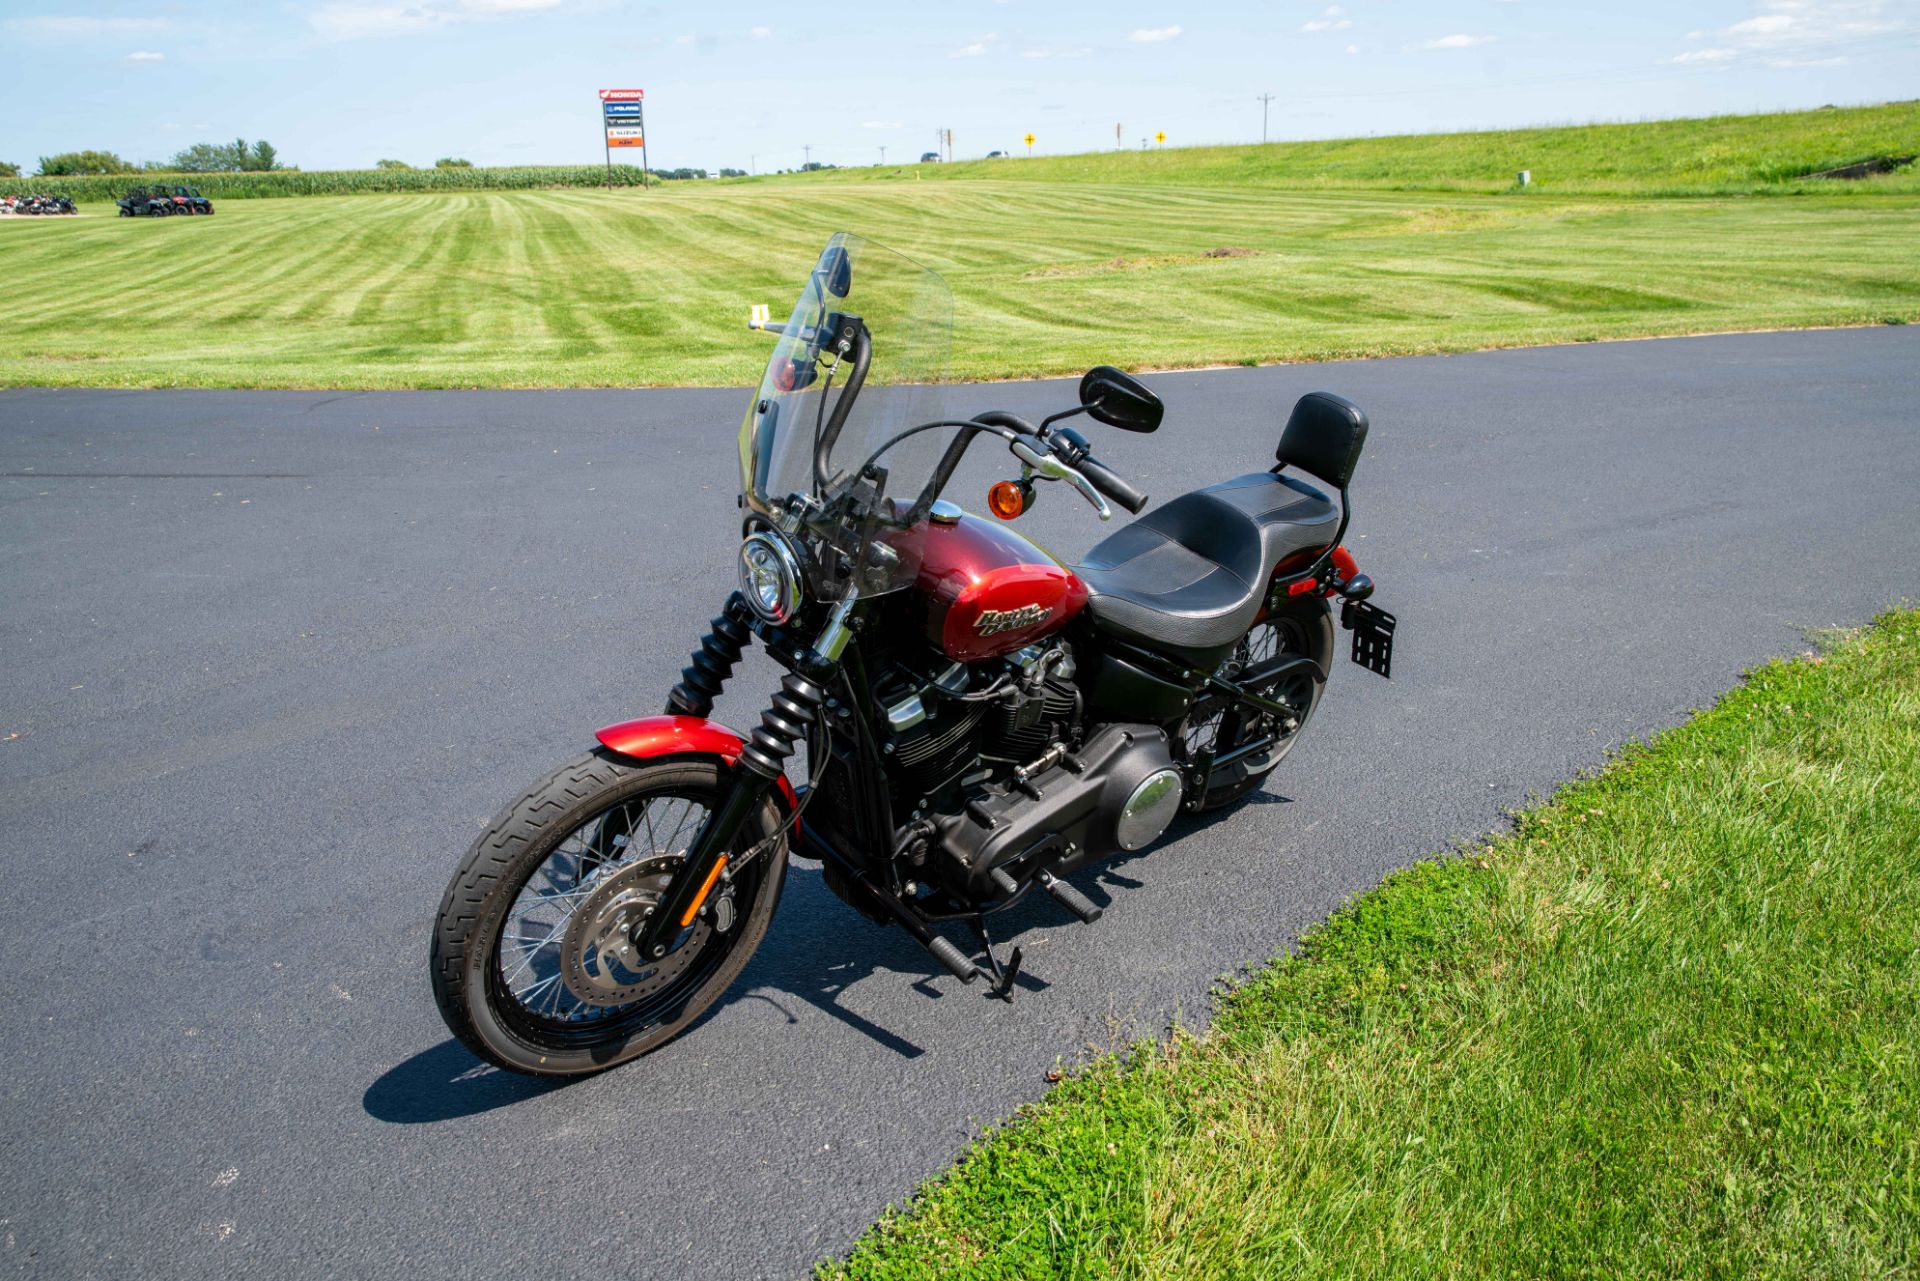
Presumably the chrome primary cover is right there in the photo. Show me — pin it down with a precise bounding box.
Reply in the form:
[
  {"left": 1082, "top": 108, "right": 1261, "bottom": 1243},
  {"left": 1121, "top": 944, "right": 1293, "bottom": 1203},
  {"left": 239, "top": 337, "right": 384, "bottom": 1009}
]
[{"left": 1115, "top": 768, "right": 1183, "bottom": 851}]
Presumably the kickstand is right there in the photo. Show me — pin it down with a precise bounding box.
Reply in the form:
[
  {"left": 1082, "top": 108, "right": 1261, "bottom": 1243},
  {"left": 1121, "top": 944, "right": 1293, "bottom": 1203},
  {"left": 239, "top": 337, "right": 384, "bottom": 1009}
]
[{"left": 968, "top": 916, "right": 1023, "bottom": 1002}]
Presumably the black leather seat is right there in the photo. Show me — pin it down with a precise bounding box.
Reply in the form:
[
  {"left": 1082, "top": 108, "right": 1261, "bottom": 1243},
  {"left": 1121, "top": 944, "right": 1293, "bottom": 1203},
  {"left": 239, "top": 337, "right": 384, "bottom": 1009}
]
[{"left": 1074, "top": 472, "right": 1338, "bottom": 665}]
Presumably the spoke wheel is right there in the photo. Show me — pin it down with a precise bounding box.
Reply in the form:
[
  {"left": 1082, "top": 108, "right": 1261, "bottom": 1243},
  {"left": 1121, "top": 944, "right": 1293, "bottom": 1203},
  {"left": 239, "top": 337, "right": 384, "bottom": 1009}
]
[
  {"left": 433, "top": 751, "right": 788, "bottom": 1076},
  {"left": 1178, "top": 596, "right": 1333, "bottom": 811}
]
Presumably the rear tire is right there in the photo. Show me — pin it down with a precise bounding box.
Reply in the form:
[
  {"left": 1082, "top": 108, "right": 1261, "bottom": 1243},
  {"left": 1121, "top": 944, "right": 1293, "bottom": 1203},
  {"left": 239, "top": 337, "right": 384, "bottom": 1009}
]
[
  {"left": 431, "top": 749, "right": 788, "bottom": 1077},
  {"left": 1179, "top": 596, "right": 1334, "bottom": 811}
]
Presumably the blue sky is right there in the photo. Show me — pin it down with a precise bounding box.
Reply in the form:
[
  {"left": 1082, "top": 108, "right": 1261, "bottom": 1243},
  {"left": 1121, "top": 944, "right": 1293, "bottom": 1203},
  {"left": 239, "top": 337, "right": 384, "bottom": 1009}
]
[{"left": 1, "top": 1, "right": 1914, "bottom": 173}]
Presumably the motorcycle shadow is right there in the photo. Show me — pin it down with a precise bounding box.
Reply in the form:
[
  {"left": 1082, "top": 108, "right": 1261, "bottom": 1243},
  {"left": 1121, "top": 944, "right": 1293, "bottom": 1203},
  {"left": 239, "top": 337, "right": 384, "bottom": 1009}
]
[{"left": 365, "top": 799, "right": 1289, "bottom": 1122}]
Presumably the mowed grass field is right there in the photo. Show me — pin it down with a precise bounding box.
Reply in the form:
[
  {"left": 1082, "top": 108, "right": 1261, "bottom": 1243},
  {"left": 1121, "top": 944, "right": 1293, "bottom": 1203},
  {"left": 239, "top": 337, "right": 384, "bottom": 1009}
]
[
  {"left": 2, "top": 180, "right": 1916, "bottom": 389},
  {"left": 3, "top": 101, "right": 1917, "bottom": 389}
]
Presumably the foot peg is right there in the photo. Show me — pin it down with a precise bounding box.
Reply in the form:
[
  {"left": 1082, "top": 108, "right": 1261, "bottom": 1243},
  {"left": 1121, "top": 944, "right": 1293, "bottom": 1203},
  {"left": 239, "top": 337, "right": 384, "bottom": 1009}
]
[
  {"left": 1038, "top": 871, "right": 1103, "bottom": 924},
  {"left": 926, "top": 934, "right": 983, "bottom": 985}
]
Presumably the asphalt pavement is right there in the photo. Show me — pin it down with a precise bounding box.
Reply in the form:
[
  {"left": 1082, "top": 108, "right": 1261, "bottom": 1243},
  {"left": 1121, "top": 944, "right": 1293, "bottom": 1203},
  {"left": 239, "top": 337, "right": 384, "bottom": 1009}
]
[{"left": 1, "top": 327, "right": 1916, "bottom": 1279}]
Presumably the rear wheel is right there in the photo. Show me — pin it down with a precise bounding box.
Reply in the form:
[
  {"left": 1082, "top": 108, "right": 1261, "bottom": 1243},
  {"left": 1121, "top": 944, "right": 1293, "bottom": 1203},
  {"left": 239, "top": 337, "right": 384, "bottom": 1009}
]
[
  {"left": 1178, "top": 595, "right": 1334, "bottom": 811},
  {"left": 431, "top": 750, "right": 788, "bottom": 1076}
]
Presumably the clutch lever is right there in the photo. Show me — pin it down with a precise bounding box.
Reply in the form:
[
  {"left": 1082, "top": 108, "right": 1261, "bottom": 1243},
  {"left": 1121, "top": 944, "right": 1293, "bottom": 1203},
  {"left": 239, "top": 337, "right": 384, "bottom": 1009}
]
[{"left": 1009, "top": 436, "right": 1113, "bottom": 520}]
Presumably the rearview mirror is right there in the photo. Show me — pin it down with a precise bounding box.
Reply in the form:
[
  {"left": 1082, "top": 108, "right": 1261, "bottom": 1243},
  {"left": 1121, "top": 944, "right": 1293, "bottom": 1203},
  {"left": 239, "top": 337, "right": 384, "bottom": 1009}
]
[
  {"left": 1078, "top": 366, "right": 1163, "bottom": 433},
  {"left": 817, "top": 245, "right": 853, "bottom": 300}
]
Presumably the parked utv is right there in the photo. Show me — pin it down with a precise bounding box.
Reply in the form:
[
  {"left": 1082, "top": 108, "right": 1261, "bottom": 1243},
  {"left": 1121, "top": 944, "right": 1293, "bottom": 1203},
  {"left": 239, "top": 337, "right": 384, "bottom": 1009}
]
[
  {"left": 117, "top": 187, "right": 175, "bottom": 217},
  {"left": 172, "top": 186, "right": 214, "bottom": 215}
]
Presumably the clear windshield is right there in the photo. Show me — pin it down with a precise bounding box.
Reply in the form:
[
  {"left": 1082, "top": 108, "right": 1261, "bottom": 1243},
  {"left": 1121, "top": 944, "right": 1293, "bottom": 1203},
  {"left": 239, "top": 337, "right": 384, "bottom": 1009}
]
[{"left": 738, "top": 233, "right": 953, "bottom": 597}]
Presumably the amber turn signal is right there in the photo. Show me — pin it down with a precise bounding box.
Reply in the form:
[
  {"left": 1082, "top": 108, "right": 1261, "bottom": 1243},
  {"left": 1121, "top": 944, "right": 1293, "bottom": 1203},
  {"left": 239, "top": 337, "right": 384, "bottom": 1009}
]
[
  {"left": 679, "top": 856, "right": 730, "bottom": 928},
  {"left": 988, "top": 480, "right": 1028, "bottom": 520}
]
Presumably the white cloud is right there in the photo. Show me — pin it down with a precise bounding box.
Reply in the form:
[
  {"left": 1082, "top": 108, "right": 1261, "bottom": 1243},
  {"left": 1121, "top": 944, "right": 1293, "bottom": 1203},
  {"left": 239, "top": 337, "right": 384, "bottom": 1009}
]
[
  {"left": 1128, "top": 25, "right": 1182, "bottom": 42},
  {"left": 3, "top": 15, "right": 170, "bottom": 38},
  {"left": 1301, "top": 17, "right": 1351, "bottom": 31},
  {"left": 1728, "top": 13, "right": 1796, "bottom": 34},
  {"left": 749, "top": 25, "right": 770, "bottom": 37},
  {"left": 308, "top": 0, "right": 565, "bottom": 40},
  {"left": 1345, "top": 43, "right": 1360, "bottom": 54},
  {"left": 953, "top": 32, "right": 1000, "bottom": 56},
  {"left": 127, "top": 50, "right": 165, "bottom": 62},
  {"left": 1670, "top": 1, "right": 1907, "bottom": 66},
  {"left": 1425, "top": 33, "right": 1496, "bottom": 48}
]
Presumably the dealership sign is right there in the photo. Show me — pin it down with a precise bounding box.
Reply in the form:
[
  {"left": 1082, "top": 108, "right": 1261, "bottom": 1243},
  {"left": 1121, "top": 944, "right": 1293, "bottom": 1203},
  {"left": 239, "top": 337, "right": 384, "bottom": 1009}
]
[{"left": 598, "top": 88, "right": 650, "bottom": 174}]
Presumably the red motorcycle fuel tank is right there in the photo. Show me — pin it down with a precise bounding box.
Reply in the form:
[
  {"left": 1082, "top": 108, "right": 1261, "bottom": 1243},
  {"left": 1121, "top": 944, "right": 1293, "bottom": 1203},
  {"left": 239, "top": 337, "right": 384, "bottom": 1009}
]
[{"left": 915, "top": 510, "right": 1088, "bottom": 662}]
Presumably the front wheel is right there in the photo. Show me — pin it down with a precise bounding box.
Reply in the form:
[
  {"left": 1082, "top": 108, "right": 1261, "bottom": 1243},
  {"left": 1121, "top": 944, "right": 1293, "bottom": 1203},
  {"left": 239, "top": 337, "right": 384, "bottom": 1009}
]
[{"left": 431, "top": 749, "right": 788, "bottom": 1076}]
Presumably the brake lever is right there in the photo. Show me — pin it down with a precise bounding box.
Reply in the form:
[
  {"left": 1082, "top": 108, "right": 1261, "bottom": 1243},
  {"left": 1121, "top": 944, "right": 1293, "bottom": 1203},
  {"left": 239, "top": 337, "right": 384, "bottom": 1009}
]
[{"left": 1009, "top": 437, "right": 1113, "bottom": 520}]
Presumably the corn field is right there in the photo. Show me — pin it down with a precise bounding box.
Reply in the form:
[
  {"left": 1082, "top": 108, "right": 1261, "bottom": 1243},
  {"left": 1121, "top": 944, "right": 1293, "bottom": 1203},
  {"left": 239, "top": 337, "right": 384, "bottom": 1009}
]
[{"left": 0, "top": 164, "right": 658, "bottom": 203}]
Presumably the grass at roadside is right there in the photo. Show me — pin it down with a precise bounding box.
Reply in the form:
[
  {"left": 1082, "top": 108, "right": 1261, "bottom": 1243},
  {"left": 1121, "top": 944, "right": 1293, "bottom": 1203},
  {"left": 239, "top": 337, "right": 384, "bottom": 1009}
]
[
  {"left": 823, "top": 611, "right": 1920, "bottom": 1279},
  {"left": 1, "top": 183, "right": 1915, "bottom": 389}
]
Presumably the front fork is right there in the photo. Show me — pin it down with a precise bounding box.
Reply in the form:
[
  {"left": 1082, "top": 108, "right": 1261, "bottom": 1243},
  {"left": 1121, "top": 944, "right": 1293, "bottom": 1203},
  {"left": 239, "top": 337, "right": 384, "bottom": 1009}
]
[{"left": 629, "top": 590, "right": 855, "bottom": 959}]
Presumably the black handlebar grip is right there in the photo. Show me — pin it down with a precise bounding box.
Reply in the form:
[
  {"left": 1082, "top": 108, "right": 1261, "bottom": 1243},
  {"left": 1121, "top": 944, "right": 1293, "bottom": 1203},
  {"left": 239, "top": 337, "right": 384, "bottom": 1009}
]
[{"left": 1077, "top": 455, "right": 1149, "bottom": 515}]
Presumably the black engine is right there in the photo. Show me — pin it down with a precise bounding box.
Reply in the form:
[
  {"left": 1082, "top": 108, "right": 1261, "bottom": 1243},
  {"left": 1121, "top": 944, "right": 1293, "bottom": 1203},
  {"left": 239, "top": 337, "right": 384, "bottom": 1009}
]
[{"left": 809, "top": 637, "right": 1182, "bottom": 913}]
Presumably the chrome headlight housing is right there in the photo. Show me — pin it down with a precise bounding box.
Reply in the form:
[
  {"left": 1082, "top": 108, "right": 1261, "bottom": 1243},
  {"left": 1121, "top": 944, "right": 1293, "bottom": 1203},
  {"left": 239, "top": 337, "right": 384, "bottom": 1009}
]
[{"left": 736, "top": 529, "right": 804, "bottom": 624}]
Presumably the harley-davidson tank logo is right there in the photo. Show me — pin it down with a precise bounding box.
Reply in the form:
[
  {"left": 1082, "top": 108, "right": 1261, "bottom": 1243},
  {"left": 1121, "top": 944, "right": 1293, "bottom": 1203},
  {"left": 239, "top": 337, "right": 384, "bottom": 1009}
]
[{"left": 975, "top": 604, "right": 1050, "bottom": 636}]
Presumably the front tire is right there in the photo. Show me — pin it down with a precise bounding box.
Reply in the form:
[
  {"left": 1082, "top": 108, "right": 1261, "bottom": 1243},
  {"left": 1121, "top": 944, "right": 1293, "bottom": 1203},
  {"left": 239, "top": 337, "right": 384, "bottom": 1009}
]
[{"left": 431, "top": 749, "right": 788, "bottom": 1076}]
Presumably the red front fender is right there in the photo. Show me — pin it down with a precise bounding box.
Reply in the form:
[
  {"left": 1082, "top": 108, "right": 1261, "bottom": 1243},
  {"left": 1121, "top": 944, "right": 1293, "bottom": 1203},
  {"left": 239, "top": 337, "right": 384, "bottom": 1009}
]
[{"left": 594, "top": 714, "right": 798, "bottom": 811}]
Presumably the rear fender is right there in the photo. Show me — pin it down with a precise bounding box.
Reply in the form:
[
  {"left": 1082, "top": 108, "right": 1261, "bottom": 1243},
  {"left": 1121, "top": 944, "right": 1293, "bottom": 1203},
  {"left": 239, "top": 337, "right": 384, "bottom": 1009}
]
[{"left": 594, "top": 714, "right": 799, "bottom": 812}]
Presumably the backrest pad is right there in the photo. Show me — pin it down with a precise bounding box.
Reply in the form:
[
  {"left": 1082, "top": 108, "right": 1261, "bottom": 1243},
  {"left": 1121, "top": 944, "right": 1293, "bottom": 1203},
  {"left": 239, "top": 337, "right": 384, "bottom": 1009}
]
[{"left": 1276, "top": 391, "right": 1368, "bottom": 489}]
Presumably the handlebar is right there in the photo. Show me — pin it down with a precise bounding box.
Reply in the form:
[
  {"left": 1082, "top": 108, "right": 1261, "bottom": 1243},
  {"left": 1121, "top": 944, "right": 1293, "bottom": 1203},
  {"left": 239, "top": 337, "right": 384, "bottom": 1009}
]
[{"left": 1075, "top": 455, "right": 1148, "bottom": 515}]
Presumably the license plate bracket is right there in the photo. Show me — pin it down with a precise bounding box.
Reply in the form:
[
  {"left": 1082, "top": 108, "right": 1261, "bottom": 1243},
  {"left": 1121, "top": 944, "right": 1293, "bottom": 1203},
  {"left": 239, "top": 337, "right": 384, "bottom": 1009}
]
[{"left": 1341, "top": 599, "right": 1395, "bottom": 679}]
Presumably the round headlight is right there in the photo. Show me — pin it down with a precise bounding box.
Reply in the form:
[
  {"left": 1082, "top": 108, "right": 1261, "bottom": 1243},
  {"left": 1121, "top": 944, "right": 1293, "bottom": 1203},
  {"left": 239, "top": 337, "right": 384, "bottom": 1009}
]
[{"left": 737, "top": 530, "right": 804, "bottom": 624}]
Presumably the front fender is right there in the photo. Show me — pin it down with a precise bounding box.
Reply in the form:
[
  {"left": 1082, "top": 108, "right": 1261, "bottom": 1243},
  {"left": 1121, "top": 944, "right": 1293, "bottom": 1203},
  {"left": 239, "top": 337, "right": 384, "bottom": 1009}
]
[{"left": 595, "top": 714, "right": 798, "bottom": 811}]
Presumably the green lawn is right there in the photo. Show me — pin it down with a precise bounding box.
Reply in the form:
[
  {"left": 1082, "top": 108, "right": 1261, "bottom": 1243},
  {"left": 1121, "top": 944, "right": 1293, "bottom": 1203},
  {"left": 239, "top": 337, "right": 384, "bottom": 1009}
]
[
  {"left": 1, "top": 181, "right": 1915, "bottom": 389},
  {"left": 824, "top": 611, "right": 1920, "bottom": 1279}
]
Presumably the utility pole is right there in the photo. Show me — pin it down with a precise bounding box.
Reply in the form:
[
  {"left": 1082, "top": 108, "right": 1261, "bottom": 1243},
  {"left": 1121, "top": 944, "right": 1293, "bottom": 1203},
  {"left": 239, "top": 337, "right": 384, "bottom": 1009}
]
[
  {"left": 1115, "top": 122, "right": 1122, "bottom": 149},
  {"left": 750, "top": 154, "right": 756, "bottom": 176},
  {"left": 879, "top": 145, "right": 887, "bottom": 165},
  {"left": 1257, "top": 93, "right": 1276, "bottom": 144},
  {"left": 945, "top": 128, "right": 954, "bottom": 162},
  {"left": 802, "top": 143, "right": 812, "bottom": 169}
]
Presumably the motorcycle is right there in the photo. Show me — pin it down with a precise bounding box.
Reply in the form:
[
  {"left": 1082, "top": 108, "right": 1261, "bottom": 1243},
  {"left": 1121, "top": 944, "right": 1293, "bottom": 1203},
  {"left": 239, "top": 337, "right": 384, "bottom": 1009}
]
[{"left": 431, "top": 233, "right": 1396, "bottom": 1076}]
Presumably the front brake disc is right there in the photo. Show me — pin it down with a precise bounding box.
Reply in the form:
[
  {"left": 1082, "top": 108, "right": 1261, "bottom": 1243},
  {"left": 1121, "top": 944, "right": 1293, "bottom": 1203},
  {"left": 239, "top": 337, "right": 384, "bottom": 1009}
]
[{"left": 559, "top": 855, "right": 712, "bottom": 1006}]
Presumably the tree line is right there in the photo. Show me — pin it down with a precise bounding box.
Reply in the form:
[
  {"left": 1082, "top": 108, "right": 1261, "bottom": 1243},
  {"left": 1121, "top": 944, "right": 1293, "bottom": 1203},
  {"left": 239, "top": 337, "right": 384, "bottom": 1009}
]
[{"left": 20, "top": 139, "right": 283, "bottom": 177}]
